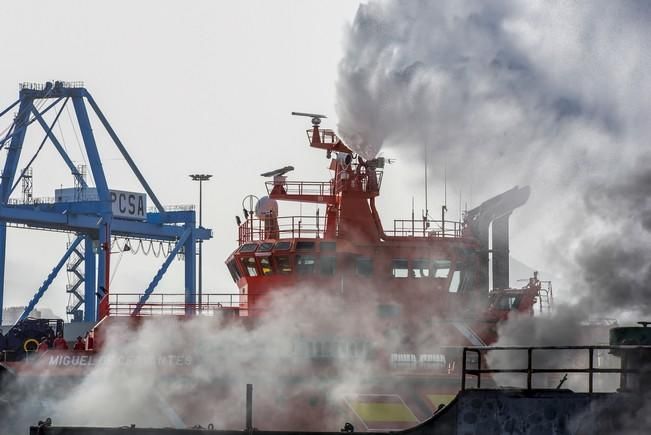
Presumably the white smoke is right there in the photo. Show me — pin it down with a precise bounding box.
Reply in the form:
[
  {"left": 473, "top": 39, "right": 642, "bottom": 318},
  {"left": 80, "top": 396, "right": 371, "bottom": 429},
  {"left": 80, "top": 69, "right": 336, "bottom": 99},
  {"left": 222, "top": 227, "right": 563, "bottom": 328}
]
[
  {"left": 1, "top": 284, "right": 455, "bottom": 432},
  {"left": 336, "top": 0, "right": 651, "bottom": 319}
]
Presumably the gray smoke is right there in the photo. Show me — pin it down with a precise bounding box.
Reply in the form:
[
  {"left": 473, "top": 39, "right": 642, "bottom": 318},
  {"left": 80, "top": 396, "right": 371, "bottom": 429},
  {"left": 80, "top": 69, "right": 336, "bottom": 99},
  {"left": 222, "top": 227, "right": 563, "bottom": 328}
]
[{"left": 336, "top": 0, "right": 651, "bottom": 319}]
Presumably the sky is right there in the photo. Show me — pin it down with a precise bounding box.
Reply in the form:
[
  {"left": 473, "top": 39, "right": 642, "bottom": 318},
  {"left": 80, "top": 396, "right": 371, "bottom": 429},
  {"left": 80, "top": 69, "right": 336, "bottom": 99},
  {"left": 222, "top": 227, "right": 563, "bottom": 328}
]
[{"left": 0, "top": 1, "right": 362, "bottom": 319}]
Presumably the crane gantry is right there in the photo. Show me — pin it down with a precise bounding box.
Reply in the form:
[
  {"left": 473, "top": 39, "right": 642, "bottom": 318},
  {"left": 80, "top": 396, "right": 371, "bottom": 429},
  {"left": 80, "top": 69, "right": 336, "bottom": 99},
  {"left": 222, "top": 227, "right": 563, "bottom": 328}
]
[{"left": 0, "top": 81, "right": 211, "bottom": 324}]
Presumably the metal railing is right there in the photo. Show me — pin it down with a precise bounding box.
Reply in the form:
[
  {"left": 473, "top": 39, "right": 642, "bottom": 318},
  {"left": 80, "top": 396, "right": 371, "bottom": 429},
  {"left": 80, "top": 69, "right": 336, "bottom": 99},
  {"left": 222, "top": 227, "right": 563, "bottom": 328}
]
[
  {"left": 461, "top": 345, "right": 651, "bottom": 393},
  {"left": 19, "top": 81, "right": 84, "bottom": 90},
  {"left": 107, "top": 293, "right": 241, "bottom": 316},
  {"left": 333, "top": 169, "right": 384, "bottom": 194},
  {"left": 239, "top": 215, "right": 327, "bottom": 243},
  {"left": 7, "top": 196, "right": 56, "bottom": 205},
  {"left": 147, "top": 204, "right": 195, "bottom": 213},
  {"left": 387, "top": 219, "right": 464, "bottom": 238},
  {"left": 306, "top": 128, "right": 340, "bottom": 145},
  {"left": 265, "top": 180, "right": 334, "bottom": 197}
]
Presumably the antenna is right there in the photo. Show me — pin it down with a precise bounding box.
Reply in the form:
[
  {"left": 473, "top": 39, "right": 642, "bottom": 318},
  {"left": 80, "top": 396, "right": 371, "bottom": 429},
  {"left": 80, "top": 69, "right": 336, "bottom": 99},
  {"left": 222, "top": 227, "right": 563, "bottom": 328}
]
[
  {"left": 291, "top": 111, "right": 327, "bottom": 127},
  {"left": 459, "top": 189, "right": 462, "bottom": 222},
  {"left": 424, "top": 143, "right": 428, "bottom": 221},
  {"left": 260, "top": 166, "right": 294, "bottom": 177},
  {"left": 444, "top": 165, "right": 447, "bottom": 209},
  {"left": 412, "top": 196, "right": 415, "bottom": 236},
  {"left": 441, "top": 166, "right": 448, "bottom": 233}
]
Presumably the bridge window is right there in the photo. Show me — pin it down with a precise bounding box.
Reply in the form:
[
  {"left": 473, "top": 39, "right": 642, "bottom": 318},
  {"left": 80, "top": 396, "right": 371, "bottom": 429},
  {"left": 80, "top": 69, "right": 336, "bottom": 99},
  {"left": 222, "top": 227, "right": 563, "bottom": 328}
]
[
  {"left": 392, "top": 259, "right": 409, "bottom": 278},
  {"left": 259, "top": 242, "right": 274, "bottom": 252},
  {"left": 320, "top": 241, "right": 336, "bottom": 252},
  {"left": 411, "top": 259, "right": 430, "bottom": 278},
  {"left": 449, "top": 270, "right": 461, "bottom": 293},
  {"left": 433, "top": 260, "right": 451, "bottom": 278},
  {"left": 274, "top": 241, "right": 291, "bottom": 251},
  {"left": 296, "top": 255, "right": 316, "bottom": 274},
  {"left": 320, "top": 256, "right": 336, "bottom": 276},
  {"left": 241, "top": 257, "right": 258, "bottom": 277},
  {"left": 239, "top": 243, "right": 258, "bottom": 253},
  {"left": 356, "top": 257, "right": 373, "bottom": 276},
  {"left": 296, "top": 241, "right": 316, "bottom": 251},
  {"left": 227, "top": 259, "right": 242, "bottom": 282},
  {"left": 258, "top": 257, "right": 274, "bottom": 276},
  {"left": 495, "top": 295, "right": 520, "bottom": 310},
  {"left": 275, "top": 256, "right": 292, "bottom": 274}
]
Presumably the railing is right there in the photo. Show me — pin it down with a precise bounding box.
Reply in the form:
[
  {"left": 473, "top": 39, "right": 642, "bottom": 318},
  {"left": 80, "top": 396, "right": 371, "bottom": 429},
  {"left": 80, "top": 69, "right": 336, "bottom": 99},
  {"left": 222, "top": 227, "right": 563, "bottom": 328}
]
[
  {"left": 461, "top": 345, "right": 651, "bottom": 393},
  {"left": 239, "top": 215, "right": 327, "bottom": 243},
  {"left": 19, "top": 81, "right": 85, "bottom": 90},
  {"left": 334, "top": 169, "right": 384, "bottom": 195},
  {"left": 7, "top": 196, "right": 56, "bottom": 205},
  {"left": 265, "top": 180, "right": 334, "bottom": 197},
  {"left": 306, "top": 128, "right": 340, "bottom": 145},
  {"left": 147, "top": 204, "right": 195, "bottom": 213},
  {"left": 387, "top": 219, "right": 464, "bottom": 238},
  {"left": 107, "top": 293, "right": 241, "bottom": 316}
]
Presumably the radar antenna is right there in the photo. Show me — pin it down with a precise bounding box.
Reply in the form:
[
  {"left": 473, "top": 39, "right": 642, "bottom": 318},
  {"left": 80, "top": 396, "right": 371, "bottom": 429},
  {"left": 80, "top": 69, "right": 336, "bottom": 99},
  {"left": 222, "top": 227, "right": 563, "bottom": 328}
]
[
  {"left": 291, "top": 111, "right": 327, "bottom": 127},
  {"left": 260, "top": 166, "right": 295, "bottom": 177}
]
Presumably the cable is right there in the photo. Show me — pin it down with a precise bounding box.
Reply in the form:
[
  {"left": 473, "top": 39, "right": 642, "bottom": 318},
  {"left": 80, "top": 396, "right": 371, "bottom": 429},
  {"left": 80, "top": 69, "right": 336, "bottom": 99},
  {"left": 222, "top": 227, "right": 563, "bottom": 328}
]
[
  {"left": 66, "top": 102, "right": 88, "bottom": 168},
  {"left": 9, "top": 98, "right": 69, "bottom": 196}
]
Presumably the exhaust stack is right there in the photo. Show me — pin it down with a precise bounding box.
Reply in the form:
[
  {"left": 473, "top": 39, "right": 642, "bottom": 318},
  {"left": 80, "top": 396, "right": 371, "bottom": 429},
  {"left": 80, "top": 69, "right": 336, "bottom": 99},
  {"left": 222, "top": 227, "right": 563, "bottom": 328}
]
[{"left": 465, "top": 186, "right": 530, "bottom": 291}]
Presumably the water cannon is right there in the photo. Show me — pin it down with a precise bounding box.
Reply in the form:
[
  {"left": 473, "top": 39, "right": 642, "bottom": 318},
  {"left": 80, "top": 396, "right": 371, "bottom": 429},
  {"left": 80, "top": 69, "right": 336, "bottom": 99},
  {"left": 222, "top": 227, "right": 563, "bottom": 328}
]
[{"left": 291, "top": 111, "right": 327, "bottom": 127}]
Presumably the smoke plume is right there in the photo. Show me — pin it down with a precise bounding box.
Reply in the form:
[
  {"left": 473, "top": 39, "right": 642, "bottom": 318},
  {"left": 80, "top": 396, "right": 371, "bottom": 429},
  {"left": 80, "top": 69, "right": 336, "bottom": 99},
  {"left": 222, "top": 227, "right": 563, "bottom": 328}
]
[
  {"left": 0, "top": 284, "right": 459, "bottom": 432},
  {"left": 336, "top": 0, "right": 651, "bottom": 319}
]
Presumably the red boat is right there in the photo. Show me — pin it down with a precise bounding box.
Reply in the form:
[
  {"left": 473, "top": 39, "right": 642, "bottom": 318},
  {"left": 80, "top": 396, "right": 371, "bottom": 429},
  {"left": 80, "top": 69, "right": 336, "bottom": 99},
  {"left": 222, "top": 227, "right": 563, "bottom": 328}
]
[
  {"left": 216, "top": 115, "right": 550, "bottom": 430},
  {"left": 1, "top": 115, "right": 552, "bottom": 432}
]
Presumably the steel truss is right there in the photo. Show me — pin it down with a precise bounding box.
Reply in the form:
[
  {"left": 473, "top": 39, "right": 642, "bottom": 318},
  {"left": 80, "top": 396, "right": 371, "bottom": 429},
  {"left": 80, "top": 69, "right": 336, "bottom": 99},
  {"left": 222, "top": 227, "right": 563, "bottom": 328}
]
[{"left": 0, "top": 81, "right": 211, "bottom": 324}]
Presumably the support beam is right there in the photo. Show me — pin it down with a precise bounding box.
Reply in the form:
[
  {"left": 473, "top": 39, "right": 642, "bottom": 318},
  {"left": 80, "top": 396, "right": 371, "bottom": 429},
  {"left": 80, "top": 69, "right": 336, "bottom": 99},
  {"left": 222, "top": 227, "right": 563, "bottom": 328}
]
[
  {"left": 14, "top": 235, "right": 84, "bottom": 325},
  {"left": 0, "top": 205, "right": 211, "bottom": 240},
  {"left": 30, "top": 101, "right": 87, "bottom": 188},
  {"left": 184, "top": 225, "right": 197, "bottom": 314},
  {"left": 10, "top": 99, "right": 71, "bottom": 197},
  {"left": 132, "top": 227, "right": 192, "bottom": 315},
  {"left": 0, "top": 98, "right": 20, "bottom": 120},
  {"left": 0, "top": 97, "right": 63, "bottom": 149},
  {"left": 84, "top": 236, "right": 97, "bottom": 322},
  {"left": 0, "top": 224, "right": 5, "bottom": 325},
  {"left": 72, "top": 97, "right": 110, "bottom": 203},
  {"left": 0, "top": 97, "right": 32, "bottom": 324},
  {"left": 85, "top": 92, "right": 165, "bottom": 213},
  {"left": 1, "top": 97, "right": 32, "bottom": 201},
  {"left": 97, "top": 221, "right": 109, "bottom": 300}
]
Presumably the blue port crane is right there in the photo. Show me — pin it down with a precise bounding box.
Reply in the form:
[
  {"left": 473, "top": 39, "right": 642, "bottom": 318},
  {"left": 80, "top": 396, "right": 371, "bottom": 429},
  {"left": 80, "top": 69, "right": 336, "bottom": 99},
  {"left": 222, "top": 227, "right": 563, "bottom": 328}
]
[{"left": 0, "top": 81, "right": 212, "bottom": 324}]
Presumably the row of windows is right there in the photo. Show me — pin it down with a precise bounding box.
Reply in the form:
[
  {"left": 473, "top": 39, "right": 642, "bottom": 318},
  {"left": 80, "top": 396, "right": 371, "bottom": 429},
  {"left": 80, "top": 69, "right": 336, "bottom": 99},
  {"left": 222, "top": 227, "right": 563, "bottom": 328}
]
[
  {"left": 229, "top": 255, "right": 458, "bottom": 282},
  {"left": 238, "top": 240, "right": 336, "bottom": 254}
]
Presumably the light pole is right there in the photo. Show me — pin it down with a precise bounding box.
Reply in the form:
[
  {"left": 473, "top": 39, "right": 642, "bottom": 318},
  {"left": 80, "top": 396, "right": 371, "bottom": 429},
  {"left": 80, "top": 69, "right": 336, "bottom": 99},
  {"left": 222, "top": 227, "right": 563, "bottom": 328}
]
[{"left": 189, "top": 174, "right": 212, "bottom": 310}]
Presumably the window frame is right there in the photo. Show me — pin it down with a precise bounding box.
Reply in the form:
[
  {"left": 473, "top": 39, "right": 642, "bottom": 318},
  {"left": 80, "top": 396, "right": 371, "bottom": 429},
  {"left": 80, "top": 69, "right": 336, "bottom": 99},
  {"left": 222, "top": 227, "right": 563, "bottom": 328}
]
[{"left": 391, "top": 258, "right": 410, "bottom": 278}]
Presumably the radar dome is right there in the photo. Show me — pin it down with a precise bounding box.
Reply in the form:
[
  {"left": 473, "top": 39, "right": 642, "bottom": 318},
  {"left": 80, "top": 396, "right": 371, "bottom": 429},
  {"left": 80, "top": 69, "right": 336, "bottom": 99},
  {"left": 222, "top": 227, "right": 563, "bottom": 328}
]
[{"left": 254, "top": 196, "right": 278, "bottom": 218}]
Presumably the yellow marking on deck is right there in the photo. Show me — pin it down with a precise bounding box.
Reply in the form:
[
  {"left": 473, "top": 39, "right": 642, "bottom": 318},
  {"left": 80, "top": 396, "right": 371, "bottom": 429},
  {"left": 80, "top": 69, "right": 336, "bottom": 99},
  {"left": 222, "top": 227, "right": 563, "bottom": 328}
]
[{"left": 350, "top": 402, "right": 418, "bottom": 422}]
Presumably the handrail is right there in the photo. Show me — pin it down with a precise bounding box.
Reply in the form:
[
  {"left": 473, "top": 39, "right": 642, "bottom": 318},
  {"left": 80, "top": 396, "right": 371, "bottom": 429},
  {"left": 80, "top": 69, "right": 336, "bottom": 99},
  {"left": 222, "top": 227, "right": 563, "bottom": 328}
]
[
  {"left": 461, "top": 345, "right": 651, "bottom": 393},
  {"left": 107, "top": 292, "right": 241, "bottom": 316},
  {"left": 238, "top": 215, "right": 326, "bottom": 243},
  {"left": 265, "top": 180, "right": 334, "bottom": 196},
  {"left": 388, "top": 219, "right": 463, "bottom": 238},
  {"left": 307, "top": 128, "right": 340, "bottom": 145}
]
